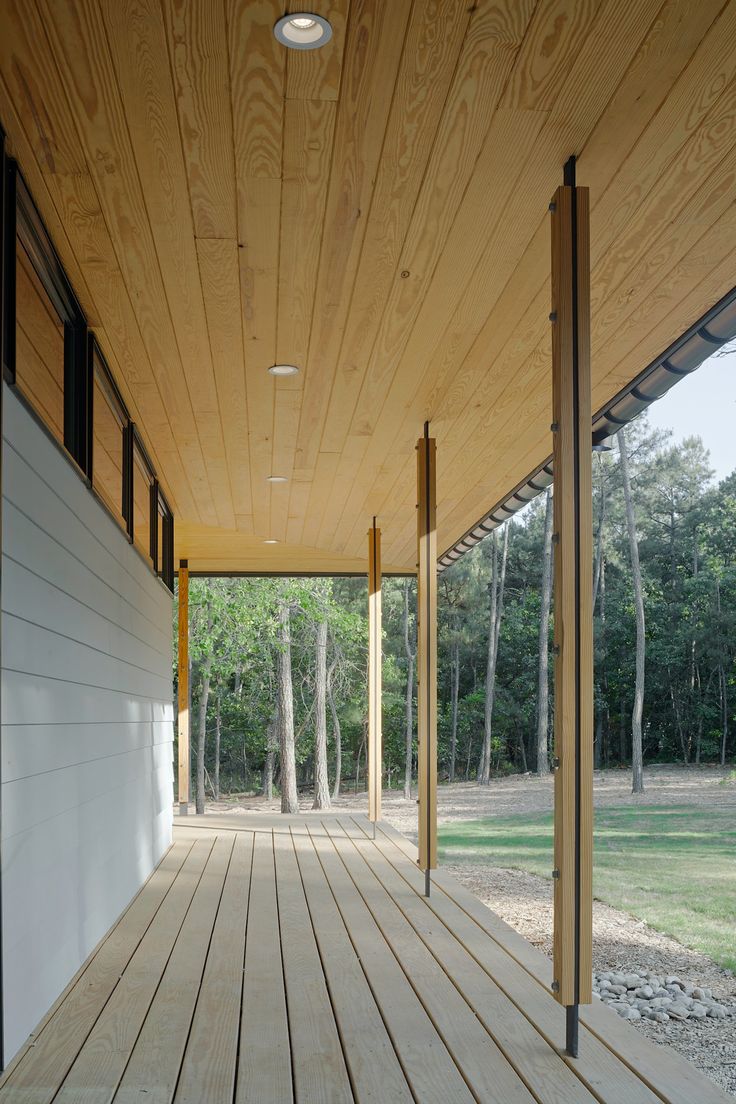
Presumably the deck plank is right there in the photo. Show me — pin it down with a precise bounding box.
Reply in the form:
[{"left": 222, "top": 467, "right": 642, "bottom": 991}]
[
  {"left": 236, "top": 831, "right": 293, "bottom": 1104},
  {"left": 52, "top": 837, "right": 215, "bottom": 1104},
  {"left": 355, "top": 831, "right": 639, "bottom": 1104},
  {"left": 291, "top": 829, "right": 412, "bottom": 1103},
  {"left": 310, "top": 826, "right": 476, "bottom": 1104},
  {"left": 113, "top": 834, "right": 235, "bottom": 1103},
  {"left": 0, "top": 839, "right": 193, "bottom": 1102},
  {"left": 375, "top": 820, "right": 730, "bottom": 1104},
  {"left": 1, "top": 816, "right": 730, "bottom": 1104},
  {"left": 273, "top": 830, "right": 354, "bottom": 1103},
  {"left": 174, "top": 832, "right": 253, "bottom": 1104},
  {"left": 325, "top": 823, "right": 542, "bottom": 1104}
]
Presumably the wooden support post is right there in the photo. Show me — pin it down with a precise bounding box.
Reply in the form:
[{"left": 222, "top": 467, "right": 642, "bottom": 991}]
[
  {"left": 550, "top": 157, "right": 593, "bottom": 1054},
  {"left": 177, "top": 559, "right": 190, "bottom": 816},
  {"left": 416, "top": 424, "right": 437, "bottom": 892},
  {"left": 368, "top": 519, "right": 382, "bottom": 827}
]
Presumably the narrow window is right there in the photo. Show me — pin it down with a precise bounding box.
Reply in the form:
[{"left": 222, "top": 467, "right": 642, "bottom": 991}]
[
  {"left": 92, "top": 345, "right": 127, "bottom": 528},
  {"left": 132, "top": 435, "right": 154, "bottom": 564},
  {"left": 14, "top": 236, "right": 65, "bottom": 446}
]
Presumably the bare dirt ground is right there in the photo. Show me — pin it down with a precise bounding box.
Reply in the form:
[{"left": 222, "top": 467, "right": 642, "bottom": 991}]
[{"left": 210, "top": 765, "right": 736, "bottom": 1095}]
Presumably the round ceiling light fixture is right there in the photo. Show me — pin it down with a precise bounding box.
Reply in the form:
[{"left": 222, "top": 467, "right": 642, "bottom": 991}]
[
  {"left": 267, "top": 475, "right": 288, "bottom": 483},
  {"left": 268, "top": 363, "right": 300, "bottom": 377},
  {"left": 263, "top": 538, "right": 279, "bottom": 544},
  {"left": 273, "top": 12, "right": 332, "bottom": 49}
]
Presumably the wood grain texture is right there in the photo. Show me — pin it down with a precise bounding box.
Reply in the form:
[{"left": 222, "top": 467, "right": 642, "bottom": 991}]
[
  {"left": 551, "top": 184, "right": 593, "bottom": 1007},
  {"left": 177, "top": 563, "right": 190, "bottom": 808},
  {"left": 416, "top": 437, "right": 437, "bottom": 871},
  {"left": 237, "top": 831, "right": 292, "bottom": 1104},
  {"left": 368, "top": 523, "right": 382, "bottom": 823},
  {"left": 2, "top": 1, "right": 736, "bottom": 571},
  {"left": 4, "top": 815, "right": 731, "bottom": 1104}
]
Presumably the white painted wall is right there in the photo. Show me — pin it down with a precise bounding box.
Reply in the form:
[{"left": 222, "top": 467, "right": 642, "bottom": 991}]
[{"left": 1, "top": 384, "right": 174, "bottom": 1062}]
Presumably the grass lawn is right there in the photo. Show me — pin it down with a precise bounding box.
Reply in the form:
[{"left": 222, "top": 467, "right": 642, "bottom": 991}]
[{"left": 439, "top": 805, "right": 736, "bottom": 971}]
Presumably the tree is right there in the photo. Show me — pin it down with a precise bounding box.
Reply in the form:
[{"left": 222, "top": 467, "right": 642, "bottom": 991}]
[
  {"left": 536, "top": 488, "right": 553, "bottom": 774},
  {"left": 402, "top": 579, "right": 416, "bottom": 799},
  {"left": 312, "top": 616, "right": 331, "bottom": 810},
  {"left": 618, "top": 426, "right": 645, "bottom": 794},
  {"left": 277, "top": 588, "right": 299, "bottom": 813},
  {"left": 478, "top": 524, "right": 509, "bottom": 785}
]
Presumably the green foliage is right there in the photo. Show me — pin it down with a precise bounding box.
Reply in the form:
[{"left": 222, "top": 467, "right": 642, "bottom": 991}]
[{"left": 174, "top": 414, "right": 736, "bottom": 799}]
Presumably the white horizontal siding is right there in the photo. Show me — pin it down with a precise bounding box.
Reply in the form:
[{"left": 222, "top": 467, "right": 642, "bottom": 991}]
[{"left": 1, "top": 384, "right": 174, "bottom": 1063}]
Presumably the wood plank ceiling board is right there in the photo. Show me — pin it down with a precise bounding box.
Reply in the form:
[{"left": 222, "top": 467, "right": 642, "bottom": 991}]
[
  {"left": 101, "top": 0, "right": 235, "bottom": 529},
  {"left": 287, "top": 0, "right": 413, "bottom": 548},
  {"left": 36, "top": 0, "right": 218, "bottom": 525},
  {"left": 0, "top": 0, "right": 194, "bottom": 518},
  {"left": 313, "top": 0, "right": 513, "bottom": 550},
  {"left": 3, "top": 0, "right": 736, "bottom": 571},
  {"left": 329, "top": 0, "right": 665, "bottom": 559},
  {"left": 325, "top": 0, "right": 608, "bottom": 557},
  {"left": 368, "top": 0, "right": 736, "bottom": 564},
  {"left": 425, "top": 61, "right": 736, "bottom": 552}
]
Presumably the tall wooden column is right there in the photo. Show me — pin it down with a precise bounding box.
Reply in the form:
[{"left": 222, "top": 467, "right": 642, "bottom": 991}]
[
  {"left": 550, "top": 157, "right": 593, "bottom": 1058},
  {"left": 177, "top": 559, "right": 190, "bottom": 815},
  {"left": 416, "top": 423, "right": 437, "bottom": 895},
  {"left": 368, "top": 519, "right": 382, "bottom": 826}
]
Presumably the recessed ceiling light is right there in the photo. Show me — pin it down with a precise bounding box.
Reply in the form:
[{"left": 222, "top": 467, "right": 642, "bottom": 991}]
[
  {"left": 263, "top": 538, "right": 279, "bottom": 544},
  {"left": 268, "top": 363, "right": 300, "bottom": 377},
  {"left": 273, "top": 13, "right": 332, "bottom": 49},
  {"left": 267, "top": 475, "right": 288, "bottom": 483}
]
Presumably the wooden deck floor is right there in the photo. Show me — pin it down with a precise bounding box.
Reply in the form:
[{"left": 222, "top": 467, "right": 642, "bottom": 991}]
[{"left": 0, "top": 813, "right": 730, "bottom": 1104}]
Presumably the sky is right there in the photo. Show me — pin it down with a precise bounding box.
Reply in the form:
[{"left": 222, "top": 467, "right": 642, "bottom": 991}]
[{"left": 643, "top": 348, "right": 736, "bottom": 483}]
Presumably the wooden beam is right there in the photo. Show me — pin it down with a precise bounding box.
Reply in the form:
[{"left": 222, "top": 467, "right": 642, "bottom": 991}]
[
  {"left": 368, "top": 519, "right": 382, "bottom": 824},
  {"left": 177, "top": 559, "right": 190, "bottom": 815},
  {"left": 550, "top": 160, "right": 593, "bottom": 1039},
  {"left": 416, "top": 428, "right": 437, "bottom": 886}
]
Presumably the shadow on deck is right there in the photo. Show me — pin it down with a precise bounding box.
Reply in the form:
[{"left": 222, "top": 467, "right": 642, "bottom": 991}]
[{"left": 0, "top": 813, "right": 729, "bottom": 1103}]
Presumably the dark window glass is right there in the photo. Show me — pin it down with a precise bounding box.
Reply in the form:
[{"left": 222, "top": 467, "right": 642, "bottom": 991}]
[
  {"left": 93, "top": 351, "right": 126, "bottom": 527},
  {"left": 15, "top": 238, "right": 65, "bottom": 445},
  {"left": 133, "top": 440, "right": 153, "bottom": 563}
]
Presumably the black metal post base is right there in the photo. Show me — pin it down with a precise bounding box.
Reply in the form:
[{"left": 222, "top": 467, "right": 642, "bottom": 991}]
[
  {"left": 566, "top": 1004, "right": 579, "bottom": 1058},
  {"left": 425, "top": 868, "right": 431, "bottom": 897}
]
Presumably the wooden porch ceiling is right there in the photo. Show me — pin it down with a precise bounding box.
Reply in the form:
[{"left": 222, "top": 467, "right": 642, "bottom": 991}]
[
  {"left": 1, "top": 813, "right": 730, "bottom": 1103},
  {"left": 2, "top": 1, "right": 736, "bottom": 572}
]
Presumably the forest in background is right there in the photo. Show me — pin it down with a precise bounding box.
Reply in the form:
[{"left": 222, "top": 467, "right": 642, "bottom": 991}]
[{"left": 174, "top": 416, "right": 736, "bottom": 812}]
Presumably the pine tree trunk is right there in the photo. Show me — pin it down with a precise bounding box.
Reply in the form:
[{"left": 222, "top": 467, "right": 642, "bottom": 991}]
[
  {"left": 196, "top": 660, "right": 211, "bottom": 815},
  {"left": 449, "top": 638, "right": 460, "bottom": 782},
  {"left": 479, "top": 526, "right": 509, "bottom": 785},
  {"left": 403, "top": 579, "right": 415, "bottom": 799},
  {"left": 594, "top": 711, "right": 602, "bottom": 770},
  {"left": 328, "top": 661, "right": 342, "bottom": 799},
  {"left": 517, "top": 731, "right": 528, "bottom": 772},
  {"left": 619, "top": 696, "right": 626, "bottom": 763},
  {"left": 619, "top": 427, "right": 645, "bottom": 794},
  {"left": 277, "top": 596, "right": 299, "bottom": 813},
  {"left": 312, "top": 619, "right": 331, "bottom": 810},
  {"left": 214, "top": 692, "right": 221, "bottom": 801},
  {"left": 592, "top": 454, "right": 606, "bottom": 609},
  {"left": 262, "top": 707, "right": 278, "bottom": 801},
  {"left": 720, "top": 664, "right": 728, "bottom": 767},
  {"left": 536, "top": 488, "right": 553, "bottom": 775}
]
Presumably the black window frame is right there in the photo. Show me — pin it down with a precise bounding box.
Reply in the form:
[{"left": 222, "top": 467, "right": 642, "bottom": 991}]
[
  {"left": 1, "top": 155, "right": 175, "bottom": 592},
  {"left": 13, "top": 167, "right": 89, "bottom": 475},
  {"left": 131, "top": 426, "right": 156, "bottom": 564},
  {"left": 90, "top": 335, "right": 128, "bottom": 525}
]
